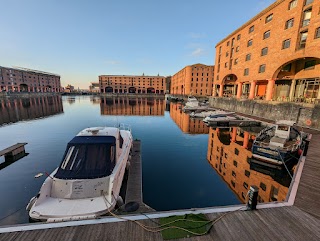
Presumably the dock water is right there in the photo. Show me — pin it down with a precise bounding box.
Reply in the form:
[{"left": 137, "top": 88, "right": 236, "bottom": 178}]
[{"left": 0, "top": 135, "right": 320, "bottom": 240}]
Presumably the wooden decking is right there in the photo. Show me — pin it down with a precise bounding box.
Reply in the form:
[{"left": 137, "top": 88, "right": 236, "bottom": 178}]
[{"left": 1, "top": 135, "right": 320, "bottom": 240}]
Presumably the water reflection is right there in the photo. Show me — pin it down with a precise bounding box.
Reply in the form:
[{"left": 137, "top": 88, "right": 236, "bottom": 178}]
[
  {"left": 170, "top": 103, "right": 209, "bottom": 134},
  {"left": 100, "top": 97, "right": 165, "bottom": 116},
  {"left": 0, "top": 95, "right": 63, "bottom": 126},
  {"left": 207, "top": 127, "right": 296, "bottom": 203}
]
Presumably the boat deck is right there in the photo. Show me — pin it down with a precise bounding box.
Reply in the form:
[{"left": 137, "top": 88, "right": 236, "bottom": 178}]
[{"left": 1, "top": 134, "right": 320, "bottom": 240}]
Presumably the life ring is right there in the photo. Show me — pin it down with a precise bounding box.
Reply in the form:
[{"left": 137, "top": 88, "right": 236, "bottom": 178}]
[{"left": 306, "top": 119, "right": 312, "bottom": 126}]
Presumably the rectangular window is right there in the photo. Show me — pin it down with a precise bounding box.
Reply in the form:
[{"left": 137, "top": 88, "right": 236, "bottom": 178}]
[
  {"left": 261, "top": 47, "right": 268, "bottom": 56},
  {"left": 302, "top": 9, "right": 312, "bottom": 27},
  {"left": 226, "top": 52, "right": 229, "bottom": 57},
  {"left": 244, "top": 68, "right": 249, "bottom": 76},
  {"left": 225, "top": 62, "right": 228, "bottom": 68},
  {"left": 259, "top": 64, "right": 266, "bottom": 73},
  {"left": 299, "top": 32, "right": 308, "bottom": 48},
  {"left": 245, "top": 170, "right": 250, "bottom": 177},
  {"left": 243, "top": 182, "right": 248, "bottom": 189},
  {"left": 236, "top": 46, "right": 240, "bottom": 52},
  {"left": 249, "top": 25, "right": 254, "bottom": 33},
  {"left": 265, "top": 14, "right": 273, "bottom": 23},
  {"left": 231, "top": 38, "right": 235, "bottom": 47},
  {"left": 227, "top": 41, "right": 230, "bottom": 46},
  {"left": 305, "top": 0, "right": 314, "bottom": 6},
  {"left": 260, "top": 182, "right": 267, "bottom": 191},
  {"left": 316, "top": 27, "right": 320, "bottom": 38},
  {"left": 247, "top": 39, "right": 253, "bottom": 47},
  {"left": 282, "top": 39, "right": 291, "bottom": 49},
  {"left": 285, "top": 18, "right": 294, "bottom": 29},
  {"left": 263, "top": 30, "right": 270, "bottom": 39},
  {"left": 245, "top": 53, "right": 251, "bottom": 61},
  {"left": 237, "top": 34, "right": 241, "bottom": 40},
  {"left": 234, "top": 58, "right": 238, "bottom": 65},
  {"left": 219, "top": 46, "right": 222, "bottom": 54},
  {"left": 233, "top": 160, "right": 238, "bottom": 167},
  {"left": 289, "top": 0, "right": 297, "bottom": 9}
]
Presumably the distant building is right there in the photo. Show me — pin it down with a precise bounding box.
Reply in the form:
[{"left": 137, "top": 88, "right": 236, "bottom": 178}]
[
  {"left": 214, "top": 0, "right": 320, "bottom": 101},
  {"left": 99, "top": 74, "right": 167, "bottom": 94},
  {"left": 171, "top": 64, "right": 214, "bottom": 96},
  {"left": 89, "top": 82, "right": 100, "bottom": 93},
  {"left": 64, "top": 84, "right": 74, "bottom": 93},
  {"left": 0, "top": 66, "right": 61, "bottom": 93}
]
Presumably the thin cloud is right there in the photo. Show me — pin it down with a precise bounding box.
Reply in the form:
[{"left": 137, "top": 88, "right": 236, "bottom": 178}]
[
  {"left": 188, "top": 32, "right": 206, "bottom": 39},
  {"left": 190, "top": 48, "right": 206, "bottom": 57},
  {"left": 104, "top": 60, "right": 121, "bottom": 65}
]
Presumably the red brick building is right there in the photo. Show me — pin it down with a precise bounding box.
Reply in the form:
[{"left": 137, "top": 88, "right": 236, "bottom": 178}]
[
  {"left": 0, "top": 66, "right": 61, "bottom": 93},
  {"left": 214, "top": 0, "right": 320, "bottom": 102},
  {"left": 99, "top": 74, "right": 166, "bottom": 94},
  {"left": 171, "top": 64, "right": 214, "bottom": 96}
]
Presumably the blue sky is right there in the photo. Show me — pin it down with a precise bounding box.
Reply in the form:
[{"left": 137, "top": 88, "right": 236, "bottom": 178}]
[{"left": 0, "top": 0, "right": 274, "bottom": 89}]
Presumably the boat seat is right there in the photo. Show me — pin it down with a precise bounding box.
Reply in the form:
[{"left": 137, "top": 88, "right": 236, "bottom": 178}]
[{"left": 270, "top": 136, "right": 286, "bottom": 148}]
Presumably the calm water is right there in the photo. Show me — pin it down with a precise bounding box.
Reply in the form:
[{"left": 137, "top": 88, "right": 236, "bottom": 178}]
[{"left": 0, "top": 96, "right": 294, "bottom": 226}]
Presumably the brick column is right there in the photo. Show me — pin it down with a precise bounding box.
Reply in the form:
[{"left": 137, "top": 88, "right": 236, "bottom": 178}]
[
  {"left": 219, "top": 84, "right": 224, "bottom": 97},
  {"left": 266, "top": 79, "right": 275, "bottom": 101},
  {"left": 236, "top": 82, "right": 243, "bottom": 99},
  {"left": 212, "top": 85, "right": 217, "bottom": 97},
  {"left": 231, "top": 127, "right": 237, "bottom": 142},
  {"left": 249, "top": 81, "right": 256, "bottom": 99},
  {"left": 243, "top": 132, "right": 249, "bottom": 149}
]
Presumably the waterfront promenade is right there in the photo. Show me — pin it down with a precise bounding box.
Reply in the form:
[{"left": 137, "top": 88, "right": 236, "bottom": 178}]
[{"left": 0, "top": 131, "right": 319, "bottom": 240}]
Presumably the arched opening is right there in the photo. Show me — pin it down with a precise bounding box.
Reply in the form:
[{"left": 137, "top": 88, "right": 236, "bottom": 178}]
[
  {"left": 147, "top": 87, "right": 155, "bottom": 94},
  {"left": 20, "top": 84, "right": 28, "bottom": 92},
  {"left": 129, "top": 87, "right": 136, "bottom": 93},
  {"left": 273, "top": 57, "right": 320, "bottom": 101},
  {"left": 137, "top": 89, "right": 141, "bottom": 94},
  {"left": 156, "top": 90, "right": 159, "bottom": 94},
  {"left": 46, "top": 85, "right": 52, "bottom": 92},
  {"left": 222, "top": 74, "right": 237, "bottom": 97},
  {"left": 105, "top": 86, "right": 113, "bottom": 93}
]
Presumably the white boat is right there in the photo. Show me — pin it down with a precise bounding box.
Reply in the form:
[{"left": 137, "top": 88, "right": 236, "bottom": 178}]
[
  {"left": 203, "top": 112, "right": 236, "bottom": 123},
  {"left": 190, "top": 110, "right": 235, "bottom": 118},
  {"left": 27, "top": 125, "right": 133, "bottom": 222},
  {"left": 252, "top": 121, "right": 304, "bottom": 165},
  {"left": 185, "top": 96, "right": 199, "bottom": 108}
]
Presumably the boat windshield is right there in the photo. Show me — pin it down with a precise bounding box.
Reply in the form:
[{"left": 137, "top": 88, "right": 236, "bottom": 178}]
[{"left": 54, "top": 143, "right": 116, "bottom": 179}]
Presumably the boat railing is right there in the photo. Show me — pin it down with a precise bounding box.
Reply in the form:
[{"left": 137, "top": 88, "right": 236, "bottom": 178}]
[
  {"left": 117, "top": 123, "right": 132, "bottom": 132},
  {"left": 254, "top": 140, "right": 299, "bottom": 152}
]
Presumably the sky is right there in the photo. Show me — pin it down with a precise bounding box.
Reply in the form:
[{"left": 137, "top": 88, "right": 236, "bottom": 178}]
[{"left": 0, "top": 0, "right": 275, "bottom": 89}]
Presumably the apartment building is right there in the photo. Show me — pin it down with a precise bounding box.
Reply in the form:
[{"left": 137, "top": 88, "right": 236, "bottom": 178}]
[
  {"left": 0, "top": 66, "right": 61, "bottom": 93},
  {"left": 99, "top": 74, "right": 166, "bottom": 94},
  {"left": 171, "top": 64, "right": 214, "bottom": 96},
  {"left": 214, "top": 0, "right": 320, "bottom": 101}
]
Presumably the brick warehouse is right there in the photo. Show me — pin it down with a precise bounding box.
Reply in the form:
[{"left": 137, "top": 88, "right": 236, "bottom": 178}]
[
  {"left": 214, "top": 0, "right": 320, "bottom": 102},
  {"left": 0, "top": 66, "right": 61, "bottom": 93},
  {"left": 99, "top": 74, "right": 167, "bottom": 94},
  {"left": 171, "top": 63, "right": 214, "bottom": 96}
]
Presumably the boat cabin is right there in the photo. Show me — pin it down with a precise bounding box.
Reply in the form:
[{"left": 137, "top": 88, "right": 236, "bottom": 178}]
[{"left": 270, "top": 121, "right": 298, "bottom": 148}]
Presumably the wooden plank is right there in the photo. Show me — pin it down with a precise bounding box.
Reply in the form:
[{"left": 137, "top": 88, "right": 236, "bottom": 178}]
[{"left": 0, "top": 143, "right": 27, "bottom": 157}]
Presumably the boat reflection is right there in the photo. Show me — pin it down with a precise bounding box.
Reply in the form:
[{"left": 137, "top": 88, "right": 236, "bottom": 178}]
[
  {"left": 170, "top": 102, "right": 209, "bottom": 134},
  {"left": 207, "top": 127, "right": 297, "bottom": 203},
  {"left": 100, "top": 97, "right": 165, "bottom": 116},
  {"left": 0, "top": 95, "right": 63, "bottom": 126}
]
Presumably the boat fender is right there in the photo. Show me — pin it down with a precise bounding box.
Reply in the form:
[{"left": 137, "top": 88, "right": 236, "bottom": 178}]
[
  {"left": 116, "top": 196, "right": 124, "bottom": 209},
  {"left": 306, "top": 119, "right": 312, "bottom": 126},
  {"left": 26, "top": 196, "right": 37, "bottom": 211}
]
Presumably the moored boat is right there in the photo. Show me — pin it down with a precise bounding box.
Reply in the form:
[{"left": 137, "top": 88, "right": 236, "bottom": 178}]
[
  {"left": 27, "top": 125, "right": 133, "bottom": 222},
  {"left": 251, "top": 121, "right": 303, "bottom": 165}
]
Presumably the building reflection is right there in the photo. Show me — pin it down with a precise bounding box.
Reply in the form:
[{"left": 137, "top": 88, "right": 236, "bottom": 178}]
[
  {"left": 0, "top": 95, "right": 63, "bottom": 126},
  {"left": 207, "top": 127, "right": 294, "bottom": 204},
  {"left": 170, "top": 103, "right": 209, "bottom": 134},
  {"left": 100, "top": 97, "right": 165, "bottom": 116}
]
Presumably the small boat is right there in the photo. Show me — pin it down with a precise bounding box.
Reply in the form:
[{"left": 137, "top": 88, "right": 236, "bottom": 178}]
[
  {"left": 190, "top": 110, "right": 234, "bottom": 118},
  {"left": 251, "top": 121, "right": 303, "bottom": 165},
  {"left": 27, "top": 125, "right": 133, "bottom": 222},
  {"left": 202, "top": 112, "right": 236, "bottom": 124},
  {"left": 185, "top": 96, "right": 199, "bottom": 108}
]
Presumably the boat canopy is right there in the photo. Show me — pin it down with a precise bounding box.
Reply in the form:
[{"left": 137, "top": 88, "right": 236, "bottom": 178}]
[{"left": 54, "top": 136, "right": 116, "bottom": 179}]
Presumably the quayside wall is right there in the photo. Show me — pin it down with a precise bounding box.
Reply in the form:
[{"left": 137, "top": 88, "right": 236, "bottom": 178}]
[{"left": 209, "top": 97, "right": 320, "bottom": 129}]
